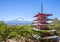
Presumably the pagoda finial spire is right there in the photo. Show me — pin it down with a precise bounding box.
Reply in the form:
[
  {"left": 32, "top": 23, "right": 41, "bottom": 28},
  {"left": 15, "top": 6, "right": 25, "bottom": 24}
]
[{"left": 41, "top": 3, "right": 43, "bottom": 13}]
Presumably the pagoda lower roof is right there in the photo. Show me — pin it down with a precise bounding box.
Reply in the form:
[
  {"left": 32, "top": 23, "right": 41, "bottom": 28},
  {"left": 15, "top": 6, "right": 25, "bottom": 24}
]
[
  {"left": 32, "top": 28, "right": 56, "bottom": 32},
  {"left": 34, "top": 13, "right": 52, "bottom": 17},
  {"left": 41, "top": 36, "right": 58, "bottom": 39},
  {"left": 33, "top": 24, "right": 54, "bottom": 26}
]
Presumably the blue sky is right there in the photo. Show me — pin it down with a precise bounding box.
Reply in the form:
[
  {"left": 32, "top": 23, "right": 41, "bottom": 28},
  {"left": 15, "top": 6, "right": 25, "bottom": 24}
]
[{"left": 0, "top": 0, "right": 60, "bottom": 21}]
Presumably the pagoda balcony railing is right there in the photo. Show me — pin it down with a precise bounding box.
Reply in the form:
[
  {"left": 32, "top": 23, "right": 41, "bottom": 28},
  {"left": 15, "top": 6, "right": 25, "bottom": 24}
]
[
  {"left": 33, "top": 22, "right": 49, "bottom": 24},
  {"left": 33, "top": 21, "right": 50, "bottom": 24}
]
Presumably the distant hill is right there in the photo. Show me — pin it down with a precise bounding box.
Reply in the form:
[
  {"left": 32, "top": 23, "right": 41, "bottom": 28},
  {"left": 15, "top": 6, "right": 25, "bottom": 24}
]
[{"left": 4, "top": 18, "right": 32, "bottom": 25}]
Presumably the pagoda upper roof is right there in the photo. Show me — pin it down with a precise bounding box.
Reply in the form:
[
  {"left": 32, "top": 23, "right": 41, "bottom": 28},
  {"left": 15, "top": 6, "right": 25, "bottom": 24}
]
[{"left": 34, "top": 13, "right": 52, "bottom": 17}]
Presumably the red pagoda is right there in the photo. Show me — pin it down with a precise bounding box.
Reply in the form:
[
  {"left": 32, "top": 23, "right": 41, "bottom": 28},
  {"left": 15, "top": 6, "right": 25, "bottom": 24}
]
[
  {"left": 32, "top": 4, "right": 59, "bottom": 42},
  {"left": 33, "top": 13, "right": 54, "bottom": 30},
  {"left": 33, "top": 4, "right": 54, "bottom": 30}
]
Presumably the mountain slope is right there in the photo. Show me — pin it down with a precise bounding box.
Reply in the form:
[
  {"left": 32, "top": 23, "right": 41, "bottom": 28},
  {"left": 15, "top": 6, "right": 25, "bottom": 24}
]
[{"left": 5, "top": 18, "right": 32, "bottom": 25}]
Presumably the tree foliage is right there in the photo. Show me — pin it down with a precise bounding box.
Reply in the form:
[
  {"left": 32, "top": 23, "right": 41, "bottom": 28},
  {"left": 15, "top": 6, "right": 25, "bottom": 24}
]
[
  {"left": 49, "top": 18, "right": 60, "bottom": 34},
  {"left": 0, "top": 18, "right": 60, "bottom": 42}
]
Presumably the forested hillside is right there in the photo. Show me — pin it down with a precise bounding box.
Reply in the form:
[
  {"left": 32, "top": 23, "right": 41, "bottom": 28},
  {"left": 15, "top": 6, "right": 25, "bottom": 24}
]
[
  {"left": 49, "top": 18, "right": 60, "bottom": 35},
  {"left": 0, "top": 18, "right": 60, "bottom": 42}
]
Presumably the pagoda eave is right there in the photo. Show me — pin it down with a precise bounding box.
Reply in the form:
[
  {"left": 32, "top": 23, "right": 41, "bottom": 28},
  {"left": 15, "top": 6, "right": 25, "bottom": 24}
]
[
  {"left": 33, "top": 19, "right": 53, "bottom": 21},
  {"left": 41, "top": 36, "right": 58, "bottom": 39},
  {"left": 33, "top": 24, "right": 54, "bottom": 26},
  {"left": 34, "top": 13, "right": 52, "bottom": 17}
]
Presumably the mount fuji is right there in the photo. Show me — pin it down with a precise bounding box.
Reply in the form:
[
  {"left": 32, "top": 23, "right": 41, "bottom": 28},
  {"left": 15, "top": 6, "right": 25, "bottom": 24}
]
[{"left": 5, "top": 18, "right": 32, "bottom": 25}]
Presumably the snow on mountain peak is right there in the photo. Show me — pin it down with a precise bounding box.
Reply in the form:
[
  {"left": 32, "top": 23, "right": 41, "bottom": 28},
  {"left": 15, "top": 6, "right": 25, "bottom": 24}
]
[{"left": 16, "top": 17, "right": 24, "bottom": 21}]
